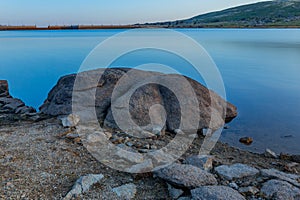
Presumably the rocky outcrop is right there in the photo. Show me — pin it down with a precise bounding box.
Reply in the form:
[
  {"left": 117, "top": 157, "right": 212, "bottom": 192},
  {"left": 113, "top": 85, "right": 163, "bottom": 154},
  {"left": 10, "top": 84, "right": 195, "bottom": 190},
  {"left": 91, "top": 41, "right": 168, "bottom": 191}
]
[
  {"left": 40, "top": 68, "right": 237, "bottom": 133},
  {"left": 0, "top": 80, "right": 36, "bottom": 123}
]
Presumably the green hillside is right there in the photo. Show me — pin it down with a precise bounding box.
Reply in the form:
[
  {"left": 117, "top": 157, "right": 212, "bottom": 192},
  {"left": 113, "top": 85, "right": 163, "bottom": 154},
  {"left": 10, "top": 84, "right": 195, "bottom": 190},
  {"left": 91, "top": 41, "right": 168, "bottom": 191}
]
[{"left": 144, "top": 0, "right": 300, "bottom": 28}]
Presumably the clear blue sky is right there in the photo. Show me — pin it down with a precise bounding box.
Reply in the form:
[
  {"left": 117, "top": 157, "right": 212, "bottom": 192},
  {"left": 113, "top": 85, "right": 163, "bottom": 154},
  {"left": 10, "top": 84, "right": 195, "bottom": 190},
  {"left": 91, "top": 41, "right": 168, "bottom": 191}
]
[{"left": 1, "top": 0, "right": 268, "bottom": 26}]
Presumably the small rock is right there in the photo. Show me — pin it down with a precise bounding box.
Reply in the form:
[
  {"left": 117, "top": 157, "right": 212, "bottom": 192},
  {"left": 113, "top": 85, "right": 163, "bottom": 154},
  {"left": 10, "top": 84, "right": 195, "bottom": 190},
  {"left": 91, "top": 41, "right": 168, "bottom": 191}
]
[
  {"left": 261, "top": 168, "right": 300, "bottom": 187},
  {"left": 183, "top": 155, "right": 214, "bottom": 171},
  {"left": 215, "top": 163, "right": 259, "bottom": 181},
  {"left": 63, "top": 174, "right": 104, "bottom": 200},
  {"left": 238, "top": 186, "right": 259, "bottom": 195},
  {"left": 202, "top": 128, "right": 212, "bottom": 136},
  {"left": 116, "top": 149, "right": 144, "bottom": 164},
  {"left": 265, "top": 148, "right": 278, "bottom": 158},
  {"left": 239, "top": 137, "right": 253, "bottom": 145},
  {"left": 126, "top": 159, "right": 153, "bottom": 173},
  {"left": 61, "top": 114, "right": 80, "bottom": 128},
  {"left": 228, "top": 182, "right": 239, "bottom": 190},
  {"left": 126, "top": 142, "right": 134, "bottom": 147},
  {"left": 167, "top": 183, "right": 184, "bottom": 199},
  {"left": 153, "top": 163, "right": 217, "bottom": 189},
  {"left": 191, "top": 186, "right": 246, "bottom": 200},
  {"left": 112, "top": 183, "right": 137, "bottom": 200},
  {"left": 261, "top": 179, "right": 300, "bottom": 200},
  {"left": 65, "top": 133, "right": 79, "bottom": 139}
]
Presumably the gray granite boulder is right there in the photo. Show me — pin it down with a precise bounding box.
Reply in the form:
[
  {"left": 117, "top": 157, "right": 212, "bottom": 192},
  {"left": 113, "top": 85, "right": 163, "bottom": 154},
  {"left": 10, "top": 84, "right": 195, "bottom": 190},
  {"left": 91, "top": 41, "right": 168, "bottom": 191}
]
[
  {"left": 191, "top": 186, "right": 246, "bottom": 200},
  {"left": 40, "top": 68, "right": 237, "bottom": 133},
  {"left": 261, "top": 179, "right": 300, "bottom": 200},
  {"left": 261, "top": 168, "right": 300, "bottom": 187},
  {"left": 215, "top": 163, "right": 259, "bottom": 181},
  {"left": 112, "top": 183, "right": 137, "bottom": 200},
  {"left": 153, "top": 163, "right": 218, "bottom": 188}
]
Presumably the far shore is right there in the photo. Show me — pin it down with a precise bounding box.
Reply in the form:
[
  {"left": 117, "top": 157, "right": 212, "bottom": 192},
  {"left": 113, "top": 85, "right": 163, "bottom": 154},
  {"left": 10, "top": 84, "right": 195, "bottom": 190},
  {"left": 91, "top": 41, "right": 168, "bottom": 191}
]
[{"left": 1, "top": 24, "right": 300, "bottom": 31}]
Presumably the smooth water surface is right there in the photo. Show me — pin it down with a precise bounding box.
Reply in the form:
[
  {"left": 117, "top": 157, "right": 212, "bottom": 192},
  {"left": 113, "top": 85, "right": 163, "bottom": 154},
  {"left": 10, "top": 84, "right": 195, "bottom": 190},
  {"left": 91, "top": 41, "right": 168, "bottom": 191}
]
[{"left": 0, "top": 29, "right": 299, "bottom": 154}]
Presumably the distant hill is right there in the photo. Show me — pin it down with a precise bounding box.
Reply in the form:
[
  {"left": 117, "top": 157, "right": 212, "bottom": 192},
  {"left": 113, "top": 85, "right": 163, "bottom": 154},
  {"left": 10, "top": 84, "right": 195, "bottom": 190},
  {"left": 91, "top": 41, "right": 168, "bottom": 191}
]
[{"left": 142, "top": 0, "right": 300, "bottom": 28}]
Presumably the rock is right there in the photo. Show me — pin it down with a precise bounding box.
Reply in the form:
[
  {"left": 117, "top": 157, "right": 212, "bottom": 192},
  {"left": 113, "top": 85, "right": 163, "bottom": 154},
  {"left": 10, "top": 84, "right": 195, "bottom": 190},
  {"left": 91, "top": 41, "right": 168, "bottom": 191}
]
[
  {"left": 153, "top": 163, "right": 217, "bottom": 189},
  {"left": 265, "top": 148, "right": 278, "bottom": 158},
  {"left": 126, "top": 159, "right": 153, "bottom": 173},
  {"left": 239, "top": 137, "right": 253, "bottom": 145},
  {"left": 260, "top": 168, "right": 300, "bottom": 187},
  {"left": 63, "top": 174, "right": 104, "bottom": 200},
  {"left": 215, "top": 163, "right": 259, "bottom": 181},
  {"left": 261, "top": 179, "right": 300, "bottom": 200},
  {"left": 191, "top": 186, "right": 246, "bottom": 200},
  {"left": 228, "top": 182, "right": 239, "bottom": 190},
  {"left": 40, "top": 68, "right": 237, "bottom": 133},
  {"left": 116, "top": 148, "right": 144, "bottom": 164},
  {"left": 238, "top": 186, "right": 259, "bottom": 195},
  {"left": 61, "top": 114, "right": 80, "bottom": 128},
  {"left": 183, "top": 155, "right": 214, "bottom": 171},
  {"left": 15, "top": 106, "right": 36, "bottom": 114},
  {"left": 2, "top": 98, "right": 24, "bottom": 111},
  {"left": 0, "top": 80, "right": 9, "bottom": 97},
  {"left": 167, "top": 183, "right": 184, "bottom": 199},
  {"left": 112, "top": 183, "right": 137, "bottom": 200}
]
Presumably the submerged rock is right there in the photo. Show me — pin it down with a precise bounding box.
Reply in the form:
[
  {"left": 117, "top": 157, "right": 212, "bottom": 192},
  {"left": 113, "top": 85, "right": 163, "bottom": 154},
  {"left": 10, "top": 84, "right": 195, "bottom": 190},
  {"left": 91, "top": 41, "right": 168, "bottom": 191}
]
[
  {"left": 39, "top": 68, "right": 237, "bottom": 133},
  {"left": 191, "top": 186, "right": 246, "bottom": 200},
  {"left": 153, "top": 163, "right": 218, "bottom": 189}
]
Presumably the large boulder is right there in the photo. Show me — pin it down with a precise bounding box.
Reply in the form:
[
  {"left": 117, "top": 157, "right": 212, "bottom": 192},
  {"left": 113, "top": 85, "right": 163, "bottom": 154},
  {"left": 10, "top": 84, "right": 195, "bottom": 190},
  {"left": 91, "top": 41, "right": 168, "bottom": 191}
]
[{"left": 40, "top": 68, "right": 237, "bottom": 132}]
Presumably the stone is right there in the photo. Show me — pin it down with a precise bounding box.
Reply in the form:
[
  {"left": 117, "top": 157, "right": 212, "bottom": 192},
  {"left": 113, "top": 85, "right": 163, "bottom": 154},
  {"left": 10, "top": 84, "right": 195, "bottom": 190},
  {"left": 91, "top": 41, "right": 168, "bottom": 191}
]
[
  {"left": 265, "top": 148, "right": 278, "bottom": 158},
  {"left": 63, "top": 174, "right": 104, "bottom": 200},
  {"left": 2, "top": 98, "right": 25, "bottom": 111},
  {"left": 61, "top": 114, "right": 80, "bottom": 128},
  {"left": 261, "top": 179, "right": 300, "bottom": 200},
  {"left": 39, "top": 68, "right": 237, "bottom": 133},
  {"left": 260, "top": 168, "right": 300, "bottom": 187},
  {"left": 112, "top": 183, "right": 137, "bottom": 199},
  {"left": 238, "top": 186, "right": 259, "bottom": 195},
  {"left": 239, "top": 137, "right": 253, "bottom": 145},
  {"left": 228, "top": 182, "right": 239, "bottom": 190},
  {"left": 183, "top": 155, "right": 214, "bottom": 171},
  {"left": 215, "top": 163, "right": 259, "bottom": 181},
  {"left": 0, "top": 80, "right": 9, "bottom": 97},
  {"left": 167, "top": 183, "right": 184, "bottom": 199},
  {"left": 153, "top": 163, "right": 217, "bottom": 189},
  {"left": 15, "top": 106, "right": 36, "bottom": 114},
  {"left": 126, "top": 159, "right": 153, "bottom": 173},
  {"left": 191, "top": 186, "right": 246, "bottom": 200}
]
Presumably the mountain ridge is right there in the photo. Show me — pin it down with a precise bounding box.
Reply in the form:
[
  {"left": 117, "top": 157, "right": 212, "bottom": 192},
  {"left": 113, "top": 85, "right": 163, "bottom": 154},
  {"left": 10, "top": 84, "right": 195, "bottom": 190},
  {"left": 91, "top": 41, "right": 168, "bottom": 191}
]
[{"left": 141, "top": 0, "right": 300, "bottom": 28}]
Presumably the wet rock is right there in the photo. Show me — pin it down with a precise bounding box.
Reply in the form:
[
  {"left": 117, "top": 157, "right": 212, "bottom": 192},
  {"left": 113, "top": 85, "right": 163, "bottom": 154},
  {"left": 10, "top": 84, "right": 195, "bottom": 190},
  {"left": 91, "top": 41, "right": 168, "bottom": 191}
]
[
  {"left": 153, "top": 163, "right": 217, "bottom": 189},
  {"left": 261, "top": 168, "right": 300, "bottom": 187},
  {"left": 63, "top": 174, "right": 104, "bottom": 200},
  {"left": 183, "top": 155, "right": 214, "bottom": 171},
  {"left": 265, "top": 148, "right": 278, "bottom": 158},
  {"left": 61, "top": 114, "right": 80, "bottom": 128},
  {"left": 112, "top": 183, "right": 137, "bottom": 199},
  {"left": 261, "top": 179, "right": 300, "bottom": 200},
  {"left": 239, "top": 137, "right": 253, "bottom": 145},
  {"left": 191, "top": 186, "right": 246, "bottom": 200},
  {"left": 40, "top": 68, "right": 237, "bottom": 133},
  {"left": 238, "top": 186, "right": 259, "bottom": 195},
  {"left": 167, "top": 183, "right": 184, "bottom": 199},
  {"left": 215, "top": 163, "right": 259, "bottom": 181}
]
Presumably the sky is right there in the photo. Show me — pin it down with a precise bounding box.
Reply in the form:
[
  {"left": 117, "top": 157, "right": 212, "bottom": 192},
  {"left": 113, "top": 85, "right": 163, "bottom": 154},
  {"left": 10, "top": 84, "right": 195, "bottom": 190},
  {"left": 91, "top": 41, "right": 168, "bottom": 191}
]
[{"left": 0, "top": 0, "right": 269, "bottom": 26}]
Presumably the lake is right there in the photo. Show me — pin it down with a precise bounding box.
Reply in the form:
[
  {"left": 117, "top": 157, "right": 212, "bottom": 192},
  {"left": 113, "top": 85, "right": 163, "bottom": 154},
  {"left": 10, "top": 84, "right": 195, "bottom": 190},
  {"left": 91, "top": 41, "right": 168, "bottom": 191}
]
[{"left": 0, "top": 29, "right": 299, "bottom": 154}]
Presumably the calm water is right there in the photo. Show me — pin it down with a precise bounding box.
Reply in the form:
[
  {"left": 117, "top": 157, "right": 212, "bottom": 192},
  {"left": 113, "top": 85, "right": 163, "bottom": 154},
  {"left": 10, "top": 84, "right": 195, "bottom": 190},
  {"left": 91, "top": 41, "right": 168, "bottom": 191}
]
[{"left": 1, "top": 29, "right": 300, "bottom": 154}]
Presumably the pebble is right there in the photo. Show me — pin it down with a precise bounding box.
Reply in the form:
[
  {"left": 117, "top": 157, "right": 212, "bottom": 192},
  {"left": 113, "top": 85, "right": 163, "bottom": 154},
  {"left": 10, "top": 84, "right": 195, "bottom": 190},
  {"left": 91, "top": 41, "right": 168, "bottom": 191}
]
[{"left": 265, "top": 148, "right": 278, "bottom": 159}]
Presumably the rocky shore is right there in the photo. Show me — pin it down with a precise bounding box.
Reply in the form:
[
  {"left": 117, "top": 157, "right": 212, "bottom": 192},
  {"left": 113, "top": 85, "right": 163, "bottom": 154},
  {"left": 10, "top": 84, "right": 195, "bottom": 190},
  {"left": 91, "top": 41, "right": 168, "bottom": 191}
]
[{"left": 1, "top": 69, "right": 300, "bottom": 199}]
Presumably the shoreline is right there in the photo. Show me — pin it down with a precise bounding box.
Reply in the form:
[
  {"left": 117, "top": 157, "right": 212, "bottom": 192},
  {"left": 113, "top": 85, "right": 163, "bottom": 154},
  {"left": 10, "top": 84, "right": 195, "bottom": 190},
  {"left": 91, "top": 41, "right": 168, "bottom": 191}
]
[{"left": 1, "top": 25, "right": 300, "bottom": 31}]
